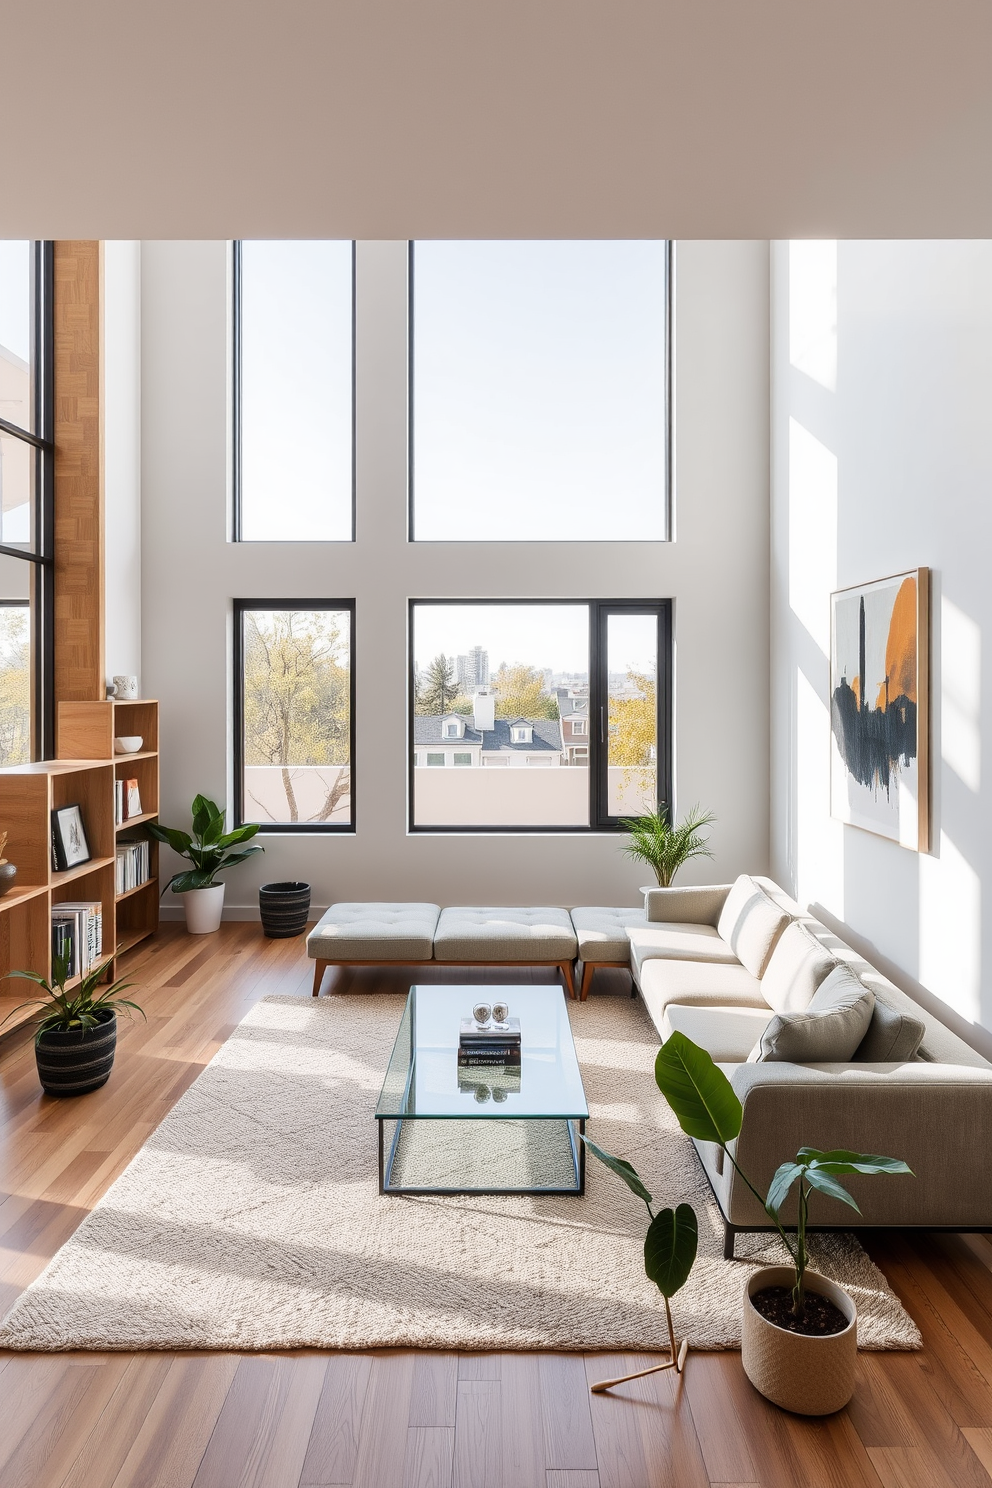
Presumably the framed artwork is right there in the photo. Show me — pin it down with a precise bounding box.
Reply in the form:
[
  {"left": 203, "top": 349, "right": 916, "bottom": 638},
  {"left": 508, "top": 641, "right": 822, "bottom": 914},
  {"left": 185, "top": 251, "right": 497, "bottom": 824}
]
[
  {"left": 830, "top": 568, "right": 930, "bottom": 852},
  {"left": 52, "top": 803, "right": 92, "bottom": 871}
]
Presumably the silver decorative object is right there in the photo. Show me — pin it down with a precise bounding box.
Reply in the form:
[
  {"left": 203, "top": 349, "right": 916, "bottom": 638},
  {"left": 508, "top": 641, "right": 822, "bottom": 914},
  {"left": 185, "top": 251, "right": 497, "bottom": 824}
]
[
  {"left": 492, "top": 1000, "right": 510, "bottom": 1027},
  {"left": 472, "top": 1002, "right": 492, "bottom": 1028}
]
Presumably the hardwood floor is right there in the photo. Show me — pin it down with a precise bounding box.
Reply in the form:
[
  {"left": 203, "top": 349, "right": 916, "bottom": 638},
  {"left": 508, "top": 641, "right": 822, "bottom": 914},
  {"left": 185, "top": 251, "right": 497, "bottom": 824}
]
[{"left": 2, "top": 923, "right": 992, "bottom": 1487}]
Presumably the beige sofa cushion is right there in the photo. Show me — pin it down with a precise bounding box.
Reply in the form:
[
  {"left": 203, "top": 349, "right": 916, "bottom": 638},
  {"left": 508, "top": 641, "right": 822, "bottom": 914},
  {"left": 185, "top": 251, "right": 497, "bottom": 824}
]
[
  {"left": 433, "top": 907, "right": 577, "bottom": 962},
  {"left": 854, "top": 998, "right": 926, "bottom": 1062},
  {"left": 664, "top": 1004, "right": 773, "bottom": 1062},
  {"left": 307, "top": 902, "right": 440, "bottom": 962},
  {"left": 570, "top": 906, "right": 647, "bottom": 962},
  {"left": 760, "top": 921, "right": 838, "bottom": 1013},
  {"left": 644, "top": 885, "right": 731, "bottom": 927},
  {"left": 638, "top": 958, "right": 765, "bottom": 1038},
  {"left": 626, "top": 923, "right": 738, "bottom": 980},
  {"left": 752, "top": 963, "right": 875, "bottom": 1063},
  {"left": 716, "top": 874, "right": 791, "bottom": 978}
]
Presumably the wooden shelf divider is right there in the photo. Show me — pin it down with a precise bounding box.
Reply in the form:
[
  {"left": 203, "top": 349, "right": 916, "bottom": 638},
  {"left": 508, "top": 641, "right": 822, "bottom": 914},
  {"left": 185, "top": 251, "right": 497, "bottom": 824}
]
[{"left": 0, "top": 700, "right": 161, "bottom": 1038}]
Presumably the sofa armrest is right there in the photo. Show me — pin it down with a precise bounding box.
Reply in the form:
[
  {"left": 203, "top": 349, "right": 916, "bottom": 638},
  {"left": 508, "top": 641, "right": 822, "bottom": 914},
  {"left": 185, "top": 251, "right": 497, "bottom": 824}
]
[
  {"left": 710, "top": 1060, "right": 992, "bottom": 1229},
  {"left": 644, "top": 885, "right": 732, "bottom": 925}
]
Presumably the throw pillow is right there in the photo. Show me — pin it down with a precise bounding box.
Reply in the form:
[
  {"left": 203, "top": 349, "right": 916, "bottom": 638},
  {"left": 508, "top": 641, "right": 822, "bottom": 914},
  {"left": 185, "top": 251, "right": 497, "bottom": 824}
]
[
  {"left": 759, "top": 920, "right": 838, "bottom": 1013},
  {"left": 750, "top": 963, "right": 876, "bottom": 1063},
  {"left": 715, "top": 875, "right": 791, "bottom": 978},
  {"left": 854, "top": 997, "right": 926, "bottom": 1062}
]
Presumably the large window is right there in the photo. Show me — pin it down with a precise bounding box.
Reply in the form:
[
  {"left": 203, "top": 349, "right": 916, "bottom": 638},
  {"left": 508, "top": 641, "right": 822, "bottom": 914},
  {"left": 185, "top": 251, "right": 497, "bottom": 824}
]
[
  {"left": 234, "top": 241, "right": 354, "bottom": 542},
  {"left": 410, "top": 241, "right": 670, "bottom": 542},
  {"left": 234, "top": 602, "right": 354, "bottom": 831},
  {"left": 0, "top": 240, "right": 52, "bottom": 762},
  {"left": 410, "top": 601, "right": 671, "bottom": 830}
]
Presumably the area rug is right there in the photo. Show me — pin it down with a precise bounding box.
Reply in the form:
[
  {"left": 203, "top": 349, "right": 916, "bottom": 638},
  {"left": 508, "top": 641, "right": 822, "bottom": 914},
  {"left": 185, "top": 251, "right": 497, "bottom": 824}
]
[{"left": 0, "top": 992, "right": 921, "bottom": 1352}]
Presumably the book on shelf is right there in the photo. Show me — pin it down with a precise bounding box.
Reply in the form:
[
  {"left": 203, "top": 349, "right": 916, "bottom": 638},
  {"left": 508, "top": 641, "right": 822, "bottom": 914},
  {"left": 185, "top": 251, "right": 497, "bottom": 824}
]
[
  {"left": 116, "top": 839, "right": 152, "bottom": 895},
  {"left": 115, "top": 778, "right": 144, "bottom": 824},
  {"left": 51, "top": 900, "right": 103, "bottom": 978}
]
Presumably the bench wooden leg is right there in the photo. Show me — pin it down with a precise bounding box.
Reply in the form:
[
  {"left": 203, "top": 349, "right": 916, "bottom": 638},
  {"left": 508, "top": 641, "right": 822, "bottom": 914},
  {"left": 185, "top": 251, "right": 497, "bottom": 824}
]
[
  {"left": 579, "top": 961, "right": 596, "bottom": 1000},
  {"left": 559, "top": 961, "right": 577, "bottom": 999},
  {"left": 312, "top": 961, "right": 329, "bottom": 997}
]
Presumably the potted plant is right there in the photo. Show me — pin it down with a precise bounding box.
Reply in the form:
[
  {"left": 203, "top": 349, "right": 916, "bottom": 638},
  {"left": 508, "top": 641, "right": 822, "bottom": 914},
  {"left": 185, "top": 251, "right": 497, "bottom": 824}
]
[
  {"left": 1, "top": 954, "right": 145, "bottom": 1096},
  {"left": 148, "top": 794, "right": 263, "bottom": 934},
  {"left": 654, "top": 1031, "right": 912, "bottom": 1414},
  {"left": 620, "top": 804, "right": 716, "bottom": 889}
]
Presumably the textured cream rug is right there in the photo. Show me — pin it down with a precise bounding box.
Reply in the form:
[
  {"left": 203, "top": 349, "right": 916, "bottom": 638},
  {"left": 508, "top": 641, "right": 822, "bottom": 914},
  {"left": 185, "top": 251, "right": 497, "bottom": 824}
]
[{"left": 0, "top": 992, "right": 921, "bottom": 1352}]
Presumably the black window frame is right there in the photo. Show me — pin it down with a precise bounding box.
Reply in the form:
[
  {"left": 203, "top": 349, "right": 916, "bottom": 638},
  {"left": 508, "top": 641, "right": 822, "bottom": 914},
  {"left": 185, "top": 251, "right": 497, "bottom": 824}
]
[
  {"left": 231, "top": 240, "right": 358, "bottom": 544},
  {"left": 408, "top": 598, "right": 672, "bottom": 833},
  {"left": 0, "top": 240, "right": 54, "bottom": 759},
  {"left": 407, "top": 240, "right": 673, "bottom": 544},
  {"left": 233, "top": 597, "right": 357, "bottom": 834}
]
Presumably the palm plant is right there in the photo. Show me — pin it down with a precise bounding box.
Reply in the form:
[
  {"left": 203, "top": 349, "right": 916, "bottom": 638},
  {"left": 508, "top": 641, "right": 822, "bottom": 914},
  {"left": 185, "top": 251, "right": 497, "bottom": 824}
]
[
  {"left": 148, "top": 794, "right": 263, "bottom": 893},
  {"left": 619, "top": 804, "right": 715, "bottom": 887},
  {"left": 2, "top": 954, "right": 145, "bottom": 1041}
]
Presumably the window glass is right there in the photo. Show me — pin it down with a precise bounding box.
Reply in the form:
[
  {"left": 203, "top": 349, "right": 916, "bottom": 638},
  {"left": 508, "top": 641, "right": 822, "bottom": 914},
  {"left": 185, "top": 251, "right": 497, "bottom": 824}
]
[
  {"left": 0, "top": 553, "right": 31, "bottom": 765},
  {"left": 0, "top": 432, "right": 36, "bottom": 550},
  {"left": 238, "top": 605, "right": 352, "bottom": 828},
  {"left": 411, "top": 241, "right": 668, "bottom": 541},
  {"left": 0, "top": 240, "right": 35, "bottom": 434},
  {"left": 606, "top": 612, "right": 659, "bottom": 818},
  {"left": 412, "top": 603, "right": 589, "bottom": 828},
  {"left": 238, "top": 241, "right": 353, "bottom": 541}
]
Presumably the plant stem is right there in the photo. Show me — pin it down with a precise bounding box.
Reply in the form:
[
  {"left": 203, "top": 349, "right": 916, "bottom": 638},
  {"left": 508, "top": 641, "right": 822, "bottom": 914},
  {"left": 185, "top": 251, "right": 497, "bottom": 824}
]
[
  {"left": 723, "top": 1147, "right": 801, "bottom": 1270},
  {"left": 792, "top": 1180, "right": 809, "bottom": 1319},
  {"left": 663, "top": 1294, "right": 678, "bottom": 1364}
]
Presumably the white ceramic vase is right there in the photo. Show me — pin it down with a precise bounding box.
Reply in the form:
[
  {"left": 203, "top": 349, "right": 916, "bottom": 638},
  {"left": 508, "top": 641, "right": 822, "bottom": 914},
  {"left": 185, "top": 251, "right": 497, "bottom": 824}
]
[
  {"left": 181, "top": 883, "right": 225, "bottom": 934},
  {"left": 741, "top": 1265, "right": 858, "bottom": 1415}
]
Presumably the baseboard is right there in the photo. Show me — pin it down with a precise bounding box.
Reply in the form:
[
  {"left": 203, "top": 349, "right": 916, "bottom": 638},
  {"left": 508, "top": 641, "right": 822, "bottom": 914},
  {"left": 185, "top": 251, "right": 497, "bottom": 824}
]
[{"left": 159, "top": 904, "right": 329, "bottom": 923}]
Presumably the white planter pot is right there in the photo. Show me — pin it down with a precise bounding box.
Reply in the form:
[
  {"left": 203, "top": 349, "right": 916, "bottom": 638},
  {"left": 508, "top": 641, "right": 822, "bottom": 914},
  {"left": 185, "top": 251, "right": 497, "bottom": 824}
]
[
  {"left": 741, "top": 1265, "right": 857, "bottom": 1415},
  {"left": 180, "top": 883, "right": 225, "bottom": 934}
]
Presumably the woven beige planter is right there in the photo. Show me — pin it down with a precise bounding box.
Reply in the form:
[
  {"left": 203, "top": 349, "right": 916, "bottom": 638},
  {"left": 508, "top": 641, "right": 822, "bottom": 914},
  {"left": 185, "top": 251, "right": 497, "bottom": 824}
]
[{"left": 741, "top": 1265, "right": 857, "bottom": 1415}]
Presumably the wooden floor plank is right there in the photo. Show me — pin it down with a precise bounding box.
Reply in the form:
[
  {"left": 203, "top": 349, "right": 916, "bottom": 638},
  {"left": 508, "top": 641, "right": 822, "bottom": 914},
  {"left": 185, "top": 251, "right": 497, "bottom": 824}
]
[
  {"left": 583, "top": 1355, "right": 650, "bottom": 1488},
  {"left": 60, "top": 1356, "right": 175, "bottom": 1488},
  {"left": 402, "top": 1426, "right": 454, "bottom": 1488},
  {"left": 500, "top": 1353, "right": 546, "bottom": 1488},
  {"left": 191, "top": 1353, "right": 327, "bottom": 1488},
  {"left": 459, "top": 1353, "right": 501, "bottom": 1380},
  {"left": 351, "top": 1354, "right": 417, "bottom": 1488},
  {"left": 410, "top": 1352, "right": 459, "bottom": 1427},
  {"left": 683, "top": 1350, "right": 760, "bottom": 1484},
  {"left": 300, "top": 1353, "right": 374, "bottom": 1486},
  {"left": 546, "top": 1473, "right": 601, "bottom": 1488},
  {"left": 108, "top": 1355, "right": 241, "bottom": 1488},
  {"left": 453, "top": 1379, "right": 502, "bottom": 1488},
  {"left": 540, "top": 1354, "right": 598, "bottom": 1470}
]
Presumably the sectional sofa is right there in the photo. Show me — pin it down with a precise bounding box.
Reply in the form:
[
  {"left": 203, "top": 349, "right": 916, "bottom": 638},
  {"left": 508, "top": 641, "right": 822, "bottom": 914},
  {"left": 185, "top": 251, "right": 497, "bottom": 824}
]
[{"left": 307, "top": 878, "right": 992, "bottom": 1251}]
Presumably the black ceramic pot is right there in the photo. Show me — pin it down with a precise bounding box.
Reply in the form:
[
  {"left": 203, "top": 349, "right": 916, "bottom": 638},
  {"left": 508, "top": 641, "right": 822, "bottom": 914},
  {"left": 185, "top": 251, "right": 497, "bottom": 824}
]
[
  {"left": 35, "top": 1009, "right": 117, "bottom": 1096},
  {"left": 0, "top": 861, "right": 17, "bottom": 895},
  {"left": 259, "top": 881, "right": 311, "bottom": 938}
]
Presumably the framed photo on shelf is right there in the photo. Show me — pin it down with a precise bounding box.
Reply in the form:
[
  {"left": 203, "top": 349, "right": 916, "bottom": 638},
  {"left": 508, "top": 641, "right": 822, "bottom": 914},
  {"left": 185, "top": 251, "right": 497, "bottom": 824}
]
[{"left": 52, "top": 804, "right": 91, "bottom": 872}]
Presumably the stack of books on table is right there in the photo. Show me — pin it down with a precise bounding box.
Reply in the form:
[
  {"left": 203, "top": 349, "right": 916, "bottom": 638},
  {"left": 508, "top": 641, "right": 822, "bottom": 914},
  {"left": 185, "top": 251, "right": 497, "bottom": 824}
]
[
  {"left": 458, "top": 1017, "right": 522, "bottom": 1068},
  {"left": 51, "top": 901, "right": 103, "bottom": 978}
]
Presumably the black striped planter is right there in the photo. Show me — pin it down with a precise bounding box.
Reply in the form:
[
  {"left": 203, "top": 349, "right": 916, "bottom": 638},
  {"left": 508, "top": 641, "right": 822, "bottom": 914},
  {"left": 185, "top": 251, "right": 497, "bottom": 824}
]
[
  {"left": 259, "top": 881, "right": 311, "bottom": 939},
  {"left": 35, "top": 1011, "right": 117, "bottom": 1097}
]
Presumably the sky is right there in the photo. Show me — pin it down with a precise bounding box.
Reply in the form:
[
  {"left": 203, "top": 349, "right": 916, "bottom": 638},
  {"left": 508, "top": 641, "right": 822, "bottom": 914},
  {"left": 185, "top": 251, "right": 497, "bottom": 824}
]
[{"left": 413, "top": 603, "right": 657, "bottom": 678}]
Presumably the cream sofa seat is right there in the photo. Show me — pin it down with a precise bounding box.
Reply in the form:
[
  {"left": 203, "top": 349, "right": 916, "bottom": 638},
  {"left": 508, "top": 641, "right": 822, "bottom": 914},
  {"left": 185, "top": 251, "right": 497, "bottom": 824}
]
[
  {"left": 626, "top": 923, "right": 740, "bottom": 979},
  {"left": 630, "top": 873, "right": 992, "bottom": 1253},
  {"left": 570, "top": 905, "right": 647, "bottom": 963},
  {"left": 433, "top": 906, "right": 577, "bottom": 963}
]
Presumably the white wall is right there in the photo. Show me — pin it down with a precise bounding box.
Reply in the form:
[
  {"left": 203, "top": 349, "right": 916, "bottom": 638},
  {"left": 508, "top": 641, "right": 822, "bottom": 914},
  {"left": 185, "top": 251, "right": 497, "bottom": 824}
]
[
  {"left": 770, "top": 240, "right": 992, "bottom": 1054},
  {"left": 103, "top": 241, "right": 141, "bottom": 682},
  {"left": 141, "top": 240, "right": 770, "bottom": 917}
]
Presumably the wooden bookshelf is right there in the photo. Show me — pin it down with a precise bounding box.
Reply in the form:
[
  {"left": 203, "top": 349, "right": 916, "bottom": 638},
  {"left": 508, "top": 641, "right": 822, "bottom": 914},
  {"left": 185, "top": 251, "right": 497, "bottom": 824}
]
[{"left": 0, "top": 701, "right": 161, "bottom": 1039}]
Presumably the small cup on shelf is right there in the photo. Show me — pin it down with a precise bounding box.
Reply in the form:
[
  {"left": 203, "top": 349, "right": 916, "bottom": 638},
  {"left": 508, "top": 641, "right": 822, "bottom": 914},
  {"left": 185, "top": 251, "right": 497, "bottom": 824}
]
[{"left": 114, "top": 736, "right": 143, "bottom": 754}]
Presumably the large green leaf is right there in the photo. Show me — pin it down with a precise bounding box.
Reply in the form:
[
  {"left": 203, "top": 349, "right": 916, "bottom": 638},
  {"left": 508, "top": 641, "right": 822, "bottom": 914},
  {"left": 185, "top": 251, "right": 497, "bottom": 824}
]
[
  {"left": 147, "top": 823, "right": 193, "bottom": 855},
  {"left": 580, "top": 1137, "right": 653, "bottom": 1207},
  {"left": 644, "top": 1203, "right": 698, "bottom": 1299},
  {"left": 765, "top": 1161, "right": 805, "bottom": 1217},
  {"left": 803, "top": 1166, "right": 862, "bottom": 1213},
  {"left": 798, "top": 1147, "right": 914, "bottom": 1177},
  {"left": 654, "top": 1032, "right": 743, "bottom": 1145},
  {"left": 215, "top": 823, "right": 260, "bottom": 848}
]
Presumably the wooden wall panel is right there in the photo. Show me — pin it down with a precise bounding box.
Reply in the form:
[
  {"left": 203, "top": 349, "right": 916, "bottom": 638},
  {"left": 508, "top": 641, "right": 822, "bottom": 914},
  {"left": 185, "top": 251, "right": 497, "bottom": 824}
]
[{"left": 54, "top": 240, "right": 104, "bottom": 703}]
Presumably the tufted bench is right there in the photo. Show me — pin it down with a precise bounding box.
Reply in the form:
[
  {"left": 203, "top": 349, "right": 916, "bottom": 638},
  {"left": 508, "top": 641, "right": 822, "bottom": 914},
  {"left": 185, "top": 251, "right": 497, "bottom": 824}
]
[
  {"left": 569, "top": 905, "right": 647, "bottom": 999},
  {"left": 308, "top": 902, "right": 577, "bottom": 997}
]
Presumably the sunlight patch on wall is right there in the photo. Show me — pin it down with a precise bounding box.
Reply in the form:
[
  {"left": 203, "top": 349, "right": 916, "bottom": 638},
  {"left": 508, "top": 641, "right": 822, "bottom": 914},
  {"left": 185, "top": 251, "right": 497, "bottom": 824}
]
[
  {"left": 920, "top": 831, "right": 981, "bottom": 1023},
  {"left": 789, "top": 240, "right": 837, "bottom": 392},
  {"left": 788, "top": 418, "right": 837, "bottom": 653},
  {"left": 796, "top": 668, "right": 843, "bottom": 911},
  {"left": 941, "top": 596, "right": 981, "bottom": 793}
]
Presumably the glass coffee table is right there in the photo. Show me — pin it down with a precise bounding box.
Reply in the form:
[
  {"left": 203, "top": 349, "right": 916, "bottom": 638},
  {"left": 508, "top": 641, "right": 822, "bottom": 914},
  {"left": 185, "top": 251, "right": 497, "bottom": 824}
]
[{"left": 376, "top": 985, "right": 589, "bottom": 1196}]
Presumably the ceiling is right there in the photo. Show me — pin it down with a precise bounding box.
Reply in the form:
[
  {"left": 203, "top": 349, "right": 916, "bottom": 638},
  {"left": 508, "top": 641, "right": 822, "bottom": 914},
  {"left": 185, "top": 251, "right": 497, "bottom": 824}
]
[{"left": 7, "top": 0, "right": 992, "bottom": 238}]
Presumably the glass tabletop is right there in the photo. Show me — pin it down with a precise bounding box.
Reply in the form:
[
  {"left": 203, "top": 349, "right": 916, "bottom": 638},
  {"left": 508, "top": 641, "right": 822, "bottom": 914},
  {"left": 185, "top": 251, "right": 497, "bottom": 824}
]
[{"left": 376, "top": 985, "right": 589, "bottom": 1120}]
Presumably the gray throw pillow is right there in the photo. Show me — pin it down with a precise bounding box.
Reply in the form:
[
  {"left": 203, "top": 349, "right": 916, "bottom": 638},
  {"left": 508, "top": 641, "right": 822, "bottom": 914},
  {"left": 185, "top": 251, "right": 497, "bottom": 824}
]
[
  {"left": 750, "top": 963, "right": 875, "bottom": 1063},
  {"left": 853, "top": 998, "right": 926, "bottom": 1062}
]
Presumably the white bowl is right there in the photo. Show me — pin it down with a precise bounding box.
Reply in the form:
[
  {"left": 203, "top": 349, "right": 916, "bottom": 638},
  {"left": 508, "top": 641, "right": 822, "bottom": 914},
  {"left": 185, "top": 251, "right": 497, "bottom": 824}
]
[{"left": 114, "top": 736, "right": 143, "bottom": 754}]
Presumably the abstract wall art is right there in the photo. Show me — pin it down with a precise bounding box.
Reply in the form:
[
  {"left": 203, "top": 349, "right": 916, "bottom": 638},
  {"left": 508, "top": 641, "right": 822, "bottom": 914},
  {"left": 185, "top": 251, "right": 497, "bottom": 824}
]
[{"left": 830, "top": 568, "right": 930, "bottom": 851}]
